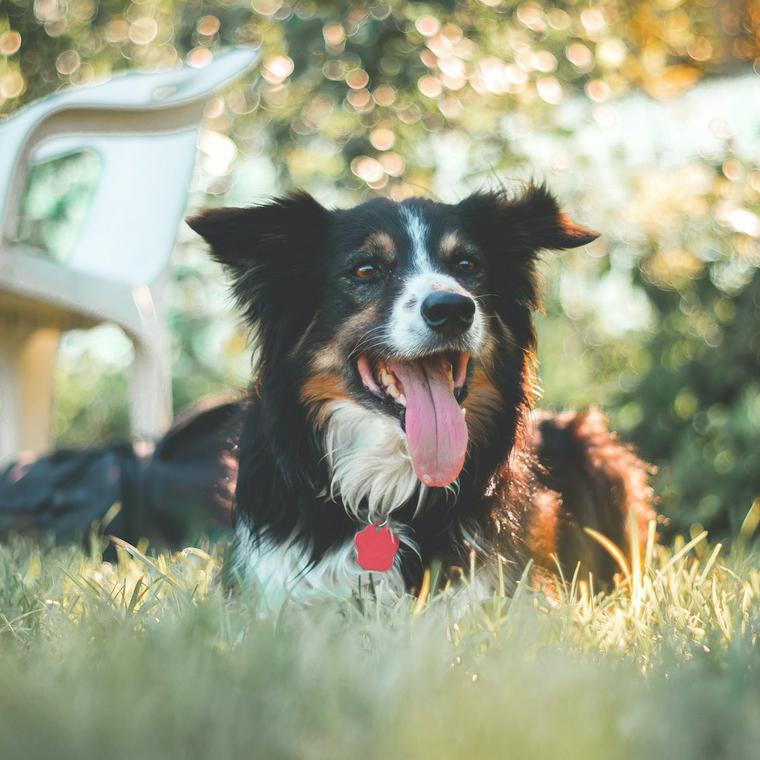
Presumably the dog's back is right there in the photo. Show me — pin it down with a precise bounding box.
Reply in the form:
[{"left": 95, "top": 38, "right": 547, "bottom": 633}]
[{"left": 525, "top": 409, "right": 655, "bottom": 584}]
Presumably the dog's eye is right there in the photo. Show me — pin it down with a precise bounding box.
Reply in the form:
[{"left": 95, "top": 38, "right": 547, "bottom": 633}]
[
  {"left": 453, "top": 257, "right": 479, "bottom": 274},
  {"left": 353, "top": 262, "right": 382, "bottom": 280}
]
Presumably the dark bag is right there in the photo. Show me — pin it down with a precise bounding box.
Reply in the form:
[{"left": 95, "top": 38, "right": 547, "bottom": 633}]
[{"left": 0, "top": 396, "right": 242, "bottom": 546}]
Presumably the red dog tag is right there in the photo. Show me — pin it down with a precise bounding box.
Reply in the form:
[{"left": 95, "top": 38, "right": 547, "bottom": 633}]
[{"left": 355, "top": 523, "right": 399, "bottom": 572}]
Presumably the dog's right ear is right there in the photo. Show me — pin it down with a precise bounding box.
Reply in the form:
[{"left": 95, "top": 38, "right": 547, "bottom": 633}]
[
  {"left": 186, "top": 192, "right": 331, "bottom": 276},
  {"left": 187, "top": 192, "right": 332, "bottom": 366}
]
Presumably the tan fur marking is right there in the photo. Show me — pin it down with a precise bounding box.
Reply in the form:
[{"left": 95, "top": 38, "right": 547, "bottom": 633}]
[
  {"left": 557, "top": 212, "right": 599, "bottom": 244},
  {"left": 464, "top": 365, "right": 504, "bottom": 444},
  {"left": 310, "top": 343, "right": 342, "bottom": 373},
  {"left": 338, "top": 305, "right": 382, "bottom": 357},
  {"left": 300, "top": 371, "right": 349, "bottom": 427},
  {"left": 362, "top": 231, "right": 396, "bottom": 260},
  {"left": 439, "top": 231, "right": 461, "bottom": 256},
  {"left": 310, "top": 306, "right": 381, "bottom": 374},
  {"left": 304, "top": 307, "right": 385, "bottom": 426},
  {"left": 341, "top": 305, "right": 380, "bottom": 335},
  {"left": 525, "top": 486, "right": 561, "bottom": 571},
  {"left": 521, "top": 350, "right": 541, "bottom": 409}
]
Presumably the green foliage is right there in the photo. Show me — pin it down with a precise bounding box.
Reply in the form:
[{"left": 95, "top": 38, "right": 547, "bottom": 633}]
[
  {"left": 3, "top": 1, "right": 758, "bottom": 192},
  {"left": 609, "top": 152, "right": 760, "bottom": 535},
  {"left": 0, "top": 534, "right": 758, "bottom": 758}
]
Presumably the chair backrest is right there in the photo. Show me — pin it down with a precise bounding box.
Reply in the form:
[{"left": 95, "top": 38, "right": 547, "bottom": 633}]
[{"left": 0, "top": 47, "right": 259, "bottom": 286}]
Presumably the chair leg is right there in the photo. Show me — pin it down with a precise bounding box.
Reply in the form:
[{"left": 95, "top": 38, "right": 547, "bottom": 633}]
[
  {"left": 127, "top": 280, "right": 173, "bottom": 439},
  {"left": 128, "top": 336, "right": 172, "bottom": 439},
  {"left": 0, "top": 322, "right": 60, "bottom": 464}
]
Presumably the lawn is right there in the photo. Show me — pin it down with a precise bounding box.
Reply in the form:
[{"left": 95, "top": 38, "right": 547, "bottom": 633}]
[{"left": 0, "top": 522, "right": 758, "bottom": 760}]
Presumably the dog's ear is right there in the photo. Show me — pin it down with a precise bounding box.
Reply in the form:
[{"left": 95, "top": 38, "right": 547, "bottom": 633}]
[
  {"left": 457, "top": 185, "right": 598, "bottom": 329},
  {"left": 187, "top": 191, "right": 331, "bottom": 274},
  {"left": 457, "top": 184, "right": 599, "bottom": 254},
  {"left": 187, "top": 192, "right": 332, "bottom": 366}
]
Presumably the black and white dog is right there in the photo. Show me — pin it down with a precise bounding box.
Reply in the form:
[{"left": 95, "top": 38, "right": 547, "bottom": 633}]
[{"left": 189, "top": 186, "right": 653, "bottom": 600}]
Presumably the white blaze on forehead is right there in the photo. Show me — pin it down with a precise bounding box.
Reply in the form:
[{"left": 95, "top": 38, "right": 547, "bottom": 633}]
[
  {"left": 389, "top": 204, "right": 485, "bottom": 355},
  {"left": 400, "top": 205, "right": 430, "bottom": 272}
]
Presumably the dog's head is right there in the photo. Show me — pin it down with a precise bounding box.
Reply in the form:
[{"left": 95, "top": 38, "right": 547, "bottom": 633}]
[{"left": 188, "top": 187, "right": 597, "bottom": 490}]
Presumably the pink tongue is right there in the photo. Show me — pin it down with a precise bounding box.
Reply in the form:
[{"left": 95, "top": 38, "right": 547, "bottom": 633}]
[{"left": 388, "top": 356, "right": 468, "bottom": 487}]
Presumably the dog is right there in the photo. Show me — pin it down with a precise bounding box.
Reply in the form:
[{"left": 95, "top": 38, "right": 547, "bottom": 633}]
[{"left": 188, "top": 185, "right": 654, "bottom": 601}]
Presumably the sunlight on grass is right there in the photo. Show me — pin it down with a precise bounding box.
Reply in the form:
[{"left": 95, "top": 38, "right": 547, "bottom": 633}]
[{"left": 0, "top": 527, "right": 757, "bottom": 758}]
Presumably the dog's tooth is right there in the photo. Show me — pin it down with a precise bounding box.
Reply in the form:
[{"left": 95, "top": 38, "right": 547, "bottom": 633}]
[
  {"left": 380, "top": 369, "right": 393, "bottom": 386},
  {"left": 387, "top": 383, "right": 399, "bottom": 398},
  {"left": 398, "top": 394, "right": 406, "bottom": 406},
  {"left": 461, "top": 408, "right": 467, "bottom": 418}
]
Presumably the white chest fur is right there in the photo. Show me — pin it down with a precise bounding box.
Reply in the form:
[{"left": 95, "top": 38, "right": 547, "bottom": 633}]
[
  {"left": 323, "top": 399, "right": 428, "bottom": 523},
  {"left": 233, "top": 400, "right": 425, "bottom": 605}
]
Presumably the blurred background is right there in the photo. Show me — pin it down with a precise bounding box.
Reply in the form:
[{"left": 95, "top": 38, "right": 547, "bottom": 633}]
[{"left": 1, "top": 0, "right": 759, "bottom": 538}]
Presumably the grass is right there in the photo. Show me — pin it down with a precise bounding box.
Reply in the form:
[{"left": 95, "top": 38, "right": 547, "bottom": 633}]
[{"left": 0, "top": 521, "right": 758, "bottom": 760}]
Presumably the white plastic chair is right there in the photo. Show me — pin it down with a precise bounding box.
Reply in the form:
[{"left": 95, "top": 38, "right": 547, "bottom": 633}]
[{"left": 0, "top": 47, "right": 259, "bottom": 464}]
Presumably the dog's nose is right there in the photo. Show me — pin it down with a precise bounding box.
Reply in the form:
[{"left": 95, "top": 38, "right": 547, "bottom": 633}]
[{"left": 421, "top": 292, "right": 475, "bottom": 333}]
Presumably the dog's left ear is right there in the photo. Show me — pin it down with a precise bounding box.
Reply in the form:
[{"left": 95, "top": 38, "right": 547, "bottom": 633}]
[
  {"left": 186, "top": 192, "right": 331, "bottom": 274},
  {"left": 187, "top": 192, "right": 332, "bottom": 367},
  {"left": 457, "top": 184, "right": 599, "bottom": 253}
]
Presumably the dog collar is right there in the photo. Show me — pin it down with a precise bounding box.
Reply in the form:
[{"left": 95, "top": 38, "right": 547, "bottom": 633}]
[{"left": 354, "top": 522, "right": 399, "bottom": 572}]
